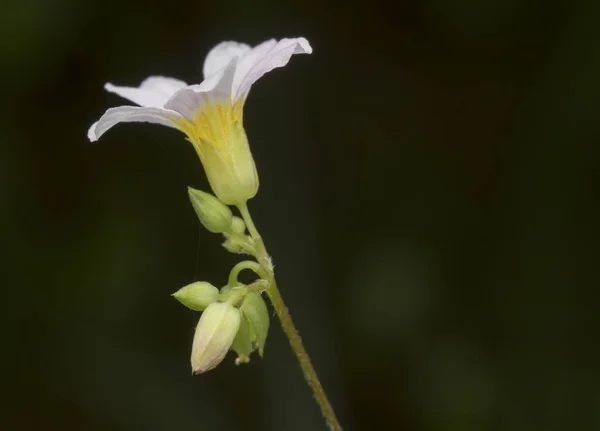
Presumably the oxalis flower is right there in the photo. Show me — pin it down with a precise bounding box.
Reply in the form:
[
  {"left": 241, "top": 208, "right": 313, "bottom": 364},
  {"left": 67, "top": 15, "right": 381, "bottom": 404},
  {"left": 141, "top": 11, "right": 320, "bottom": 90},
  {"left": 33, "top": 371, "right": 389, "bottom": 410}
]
[{"left": 88, "top": 38, "right": 312, "bottom": 206}]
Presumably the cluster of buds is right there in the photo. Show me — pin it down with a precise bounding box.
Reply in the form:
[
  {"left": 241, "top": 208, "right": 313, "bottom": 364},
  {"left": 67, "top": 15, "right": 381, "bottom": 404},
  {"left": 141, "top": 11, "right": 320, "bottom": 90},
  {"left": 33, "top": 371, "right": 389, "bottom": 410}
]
[
  {"left": 172, "top": 189, "right": 270, "bottom": 374},
  {"left": 174, "top": 280, "right": 270, "bottom": 374}
]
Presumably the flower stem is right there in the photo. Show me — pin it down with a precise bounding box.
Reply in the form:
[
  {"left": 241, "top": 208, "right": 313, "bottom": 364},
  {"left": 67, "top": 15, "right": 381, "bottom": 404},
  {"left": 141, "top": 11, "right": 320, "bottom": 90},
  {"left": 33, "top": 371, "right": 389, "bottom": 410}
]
[
  {"left": 238, "top": 202, "right": 343, "bottom": 431},
  {"left": 228, "top": 260, "right": 266, "bottom": 286}
]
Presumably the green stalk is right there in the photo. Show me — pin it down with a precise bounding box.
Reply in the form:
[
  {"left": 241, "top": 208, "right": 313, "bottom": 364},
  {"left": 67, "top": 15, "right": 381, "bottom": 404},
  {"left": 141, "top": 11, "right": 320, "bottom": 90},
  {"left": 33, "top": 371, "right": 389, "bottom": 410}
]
[{"left": 238, "top": 202, "right": 343, "bottom": 431}]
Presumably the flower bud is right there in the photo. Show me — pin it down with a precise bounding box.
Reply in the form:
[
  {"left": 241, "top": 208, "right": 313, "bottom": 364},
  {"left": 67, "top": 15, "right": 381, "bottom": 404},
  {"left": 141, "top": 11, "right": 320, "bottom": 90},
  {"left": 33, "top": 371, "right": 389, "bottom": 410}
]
[
  {"left": 222, "top": 233, "right": 253, "bottom": 254},
  {"left": 222, "top": 237, "right": 243, "bottom": 254},
  {"left": 231, "top": 216, "right": 246, "bottom": 234},
  {"left": 191, "top": 302, "right": 241, "bottom": 374},
  {"left": 188, "top": 187, "right": 233, "bottom": 234},
  {"left": 172, "top": 281, "right": 219, "bottom": 311}
]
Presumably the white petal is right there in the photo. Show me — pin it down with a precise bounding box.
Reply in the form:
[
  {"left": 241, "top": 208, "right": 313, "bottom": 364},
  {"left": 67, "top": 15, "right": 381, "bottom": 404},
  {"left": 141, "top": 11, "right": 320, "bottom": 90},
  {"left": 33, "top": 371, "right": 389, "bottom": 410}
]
[
  {"left": 140, "top": 76, "right": 188, "bottom": 98},
  {"left": 232, "top": 37, "right": 312, "bottom": 103},
  {"left": 165, "top": 59, "right": 237, "bottom": 120},
  {"left": 203, "top": 41, "right": 251, "bottom": 79},
  {"left": 87, "top": 106, "right": 183, "bottom": 142},
  {"left": 196, "top": 57, "right": 237, "bottom": 95},
  {"left": 105, "top": 76, "right": 187, "bottom": 108}
]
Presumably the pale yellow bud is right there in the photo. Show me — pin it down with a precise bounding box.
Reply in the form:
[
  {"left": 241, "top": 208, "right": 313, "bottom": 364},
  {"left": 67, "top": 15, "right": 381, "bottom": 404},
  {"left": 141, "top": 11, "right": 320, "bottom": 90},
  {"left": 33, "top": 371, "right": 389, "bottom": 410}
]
[
  {"left": 191, "top": 302, "right": 241, "bottom": 374},
  {"left": 231, "top": 216, "right": 246, "bottom": 234},
  {"left": 172, "top": 281, "right": 219, "bottom": 311}
]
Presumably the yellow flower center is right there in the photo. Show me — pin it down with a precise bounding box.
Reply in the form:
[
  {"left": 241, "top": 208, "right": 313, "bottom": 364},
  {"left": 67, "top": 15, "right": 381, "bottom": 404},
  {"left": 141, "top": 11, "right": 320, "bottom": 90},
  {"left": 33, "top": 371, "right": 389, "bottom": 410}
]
[{"left": 172, "top": 97, "right": 245, "bottom": 160}]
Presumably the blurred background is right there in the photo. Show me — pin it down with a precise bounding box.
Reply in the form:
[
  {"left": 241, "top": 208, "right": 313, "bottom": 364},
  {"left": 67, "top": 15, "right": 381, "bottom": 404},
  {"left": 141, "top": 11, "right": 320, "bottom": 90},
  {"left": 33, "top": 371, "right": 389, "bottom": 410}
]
[{"left": 2, "top": 0, "right": 600, "bottom": 429}]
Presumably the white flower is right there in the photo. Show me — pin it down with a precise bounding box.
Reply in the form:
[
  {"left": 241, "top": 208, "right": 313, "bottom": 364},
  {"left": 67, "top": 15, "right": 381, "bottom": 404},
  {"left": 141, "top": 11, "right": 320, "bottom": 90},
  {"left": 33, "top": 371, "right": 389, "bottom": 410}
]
[{"left": 88, "top": 38, "right": 312, "bottom": 205}]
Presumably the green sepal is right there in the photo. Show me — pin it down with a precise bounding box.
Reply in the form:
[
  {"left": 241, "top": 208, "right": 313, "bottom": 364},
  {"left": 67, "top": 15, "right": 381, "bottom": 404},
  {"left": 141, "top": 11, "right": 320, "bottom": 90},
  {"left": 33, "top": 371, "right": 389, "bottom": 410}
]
[
  {"left": 231, "top": 312, "right": 253, "bottom": 364},
  {"left": 241, "top": 292, "right": 270, "bottom": 357}
]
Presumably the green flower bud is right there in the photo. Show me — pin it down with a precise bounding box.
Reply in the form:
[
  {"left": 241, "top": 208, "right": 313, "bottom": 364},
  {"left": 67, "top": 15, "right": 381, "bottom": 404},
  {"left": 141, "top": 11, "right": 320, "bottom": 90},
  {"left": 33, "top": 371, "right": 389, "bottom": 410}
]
[
  {"left": 191, "top": 302, "right": 241, "bottom": 374},
  {"left": 222, "top": 237, "right": 243, "bottom": 253},
  {"left": 188, "top": 187, "right": 233, "bottom": 234},
  {"left": 231, "top": 216, "right": 246, "bottom": 234},
  {"left": 172, "top": 281, "right": 219, "bottom": 311},
  {"left": 240, "top": 292, "right": 270, "bottom": 357}
]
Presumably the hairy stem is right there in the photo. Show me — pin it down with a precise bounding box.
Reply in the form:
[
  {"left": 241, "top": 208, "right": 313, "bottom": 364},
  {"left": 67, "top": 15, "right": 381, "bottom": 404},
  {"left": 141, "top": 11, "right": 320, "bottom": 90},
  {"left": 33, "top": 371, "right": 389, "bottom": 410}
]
[{"left": 238, "top": 202, "right": 342, "bottom": 431}]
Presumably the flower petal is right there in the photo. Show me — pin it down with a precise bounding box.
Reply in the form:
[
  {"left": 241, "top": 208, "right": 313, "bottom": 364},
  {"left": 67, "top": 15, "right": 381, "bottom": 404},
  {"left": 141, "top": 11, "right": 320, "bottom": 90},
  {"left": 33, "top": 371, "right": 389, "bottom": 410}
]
[
  {"left": 203, "top": 41, "right": 251, "bottom": 80},
  {"left": 87, "top": 106, "right": 183, "bottom": 142},
  {"left": 232, "top": 37, "right": 312, "bottom": 103},
  {"left": 140, "top": 76, "right": 188, "bottom": 98},
  {"left": 105, "top": 76, "right": 188, "bottom": 108},
  {"left": 165, "top": 59, "right": 237, "bottom": 120}
]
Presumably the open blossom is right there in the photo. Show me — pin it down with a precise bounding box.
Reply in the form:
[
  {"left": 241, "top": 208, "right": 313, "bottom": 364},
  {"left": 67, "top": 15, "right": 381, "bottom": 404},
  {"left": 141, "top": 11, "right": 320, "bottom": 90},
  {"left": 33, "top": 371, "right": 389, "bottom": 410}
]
[{"left": 88, "top": 38, "right": 312, "bottom": 205}]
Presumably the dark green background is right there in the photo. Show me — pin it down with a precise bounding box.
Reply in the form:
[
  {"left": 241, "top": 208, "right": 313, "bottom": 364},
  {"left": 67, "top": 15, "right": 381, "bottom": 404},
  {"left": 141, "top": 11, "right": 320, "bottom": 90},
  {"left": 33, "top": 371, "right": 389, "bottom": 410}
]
[{"left": 2, "top": 0, "right": 599, "bottom": 429}]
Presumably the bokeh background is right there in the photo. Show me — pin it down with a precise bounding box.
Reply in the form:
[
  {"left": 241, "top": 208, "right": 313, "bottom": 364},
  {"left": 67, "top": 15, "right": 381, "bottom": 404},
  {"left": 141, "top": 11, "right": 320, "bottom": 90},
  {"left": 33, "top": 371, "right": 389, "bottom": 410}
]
[{"left": 2, "top": 0, "right": 600, "bottom": 429}]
